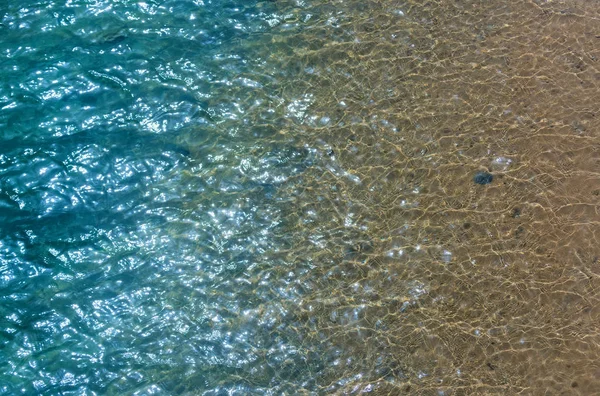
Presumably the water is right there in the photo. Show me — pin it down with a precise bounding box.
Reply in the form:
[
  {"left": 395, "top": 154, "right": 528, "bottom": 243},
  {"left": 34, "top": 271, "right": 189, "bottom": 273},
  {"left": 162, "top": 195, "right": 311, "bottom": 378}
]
[{"left": 2, "top": 0, "right": 600, "bottom": 394}]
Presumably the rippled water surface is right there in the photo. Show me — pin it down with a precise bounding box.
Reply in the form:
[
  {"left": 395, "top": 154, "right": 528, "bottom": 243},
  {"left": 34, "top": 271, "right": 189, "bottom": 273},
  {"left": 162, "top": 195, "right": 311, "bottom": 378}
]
[{"left": 2, "top": 0, "right": 600, "bottom": 394}]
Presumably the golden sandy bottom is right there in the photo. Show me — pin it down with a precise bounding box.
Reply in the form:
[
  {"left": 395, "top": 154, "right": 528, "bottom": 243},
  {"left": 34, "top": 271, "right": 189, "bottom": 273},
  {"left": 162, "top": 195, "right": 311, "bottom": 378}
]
[{"left": 257, "top": 0, "right": 600, "bottom": 393}]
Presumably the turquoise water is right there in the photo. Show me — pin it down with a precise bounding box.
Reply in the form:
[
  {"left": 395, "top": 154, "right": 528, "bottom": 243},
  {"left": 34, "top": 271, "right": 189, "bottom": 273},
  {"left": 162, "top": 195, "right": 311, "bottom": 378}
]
[{"left": 0, "top": 1, "right": 338, "bottom": 393}]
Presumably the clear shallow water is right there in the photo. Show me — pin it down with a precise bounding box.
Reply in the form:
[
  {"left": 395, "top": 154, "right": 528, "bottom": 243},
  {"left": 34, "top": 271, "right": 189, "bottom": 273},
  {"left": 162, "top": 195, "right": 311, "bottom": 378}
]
[{"left": 3, "top": 0, "right": 600, "bottom": 394}]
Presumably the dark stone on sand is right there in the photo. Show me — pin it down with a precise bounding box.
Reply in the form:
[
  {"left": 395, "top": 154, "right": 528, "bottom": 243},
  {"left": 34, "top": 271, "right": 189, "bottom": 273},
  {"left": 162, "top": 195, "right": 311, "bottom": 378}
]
[{"left": 474, "top": 171, "right": 493, "bottom": 185}]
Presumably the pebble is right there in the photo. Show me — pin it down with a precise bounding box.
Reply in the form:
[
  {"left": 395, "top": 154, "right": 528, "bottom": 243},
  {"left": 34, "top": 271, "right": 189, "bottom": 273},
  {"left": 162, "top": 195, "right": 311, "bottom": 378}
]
[{"left": 474, "top": 171, "right": 493, "bottom": 185}]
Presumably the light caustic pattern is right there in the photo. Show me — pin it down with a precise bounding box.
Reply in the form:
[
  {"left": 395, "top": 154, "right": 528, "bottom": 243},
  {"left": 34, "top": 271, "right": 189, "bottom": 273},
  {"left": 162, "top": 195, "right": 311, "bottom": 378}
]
[
  {"left": 278, "top": 0, "right": 600, "bottom": 394},
  {"left": 1, "top": 0, "right": 600, "bottom": 394}
]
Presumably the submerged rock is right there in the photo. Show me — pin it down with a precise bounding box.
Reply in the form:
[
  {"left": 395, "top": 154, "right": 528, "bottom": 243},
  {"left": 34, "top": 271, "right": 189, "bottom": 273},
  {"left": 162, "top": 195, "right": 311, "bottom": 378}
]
[{"left": 473, "top": 171, "right": 493, "bottom": 185}]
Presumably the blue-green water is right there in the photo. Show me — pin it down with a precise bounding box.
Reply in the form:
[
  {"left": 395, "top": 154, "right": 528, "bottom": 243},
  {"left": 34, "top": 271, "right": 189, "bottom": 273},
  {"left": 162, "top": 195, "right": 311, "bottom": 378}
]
[
  {"left": 2, "top": 0, "right": 408, "bottom": 393},
  {"left": 0, "top": 1, "right": 336, "bottom": 393}
]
